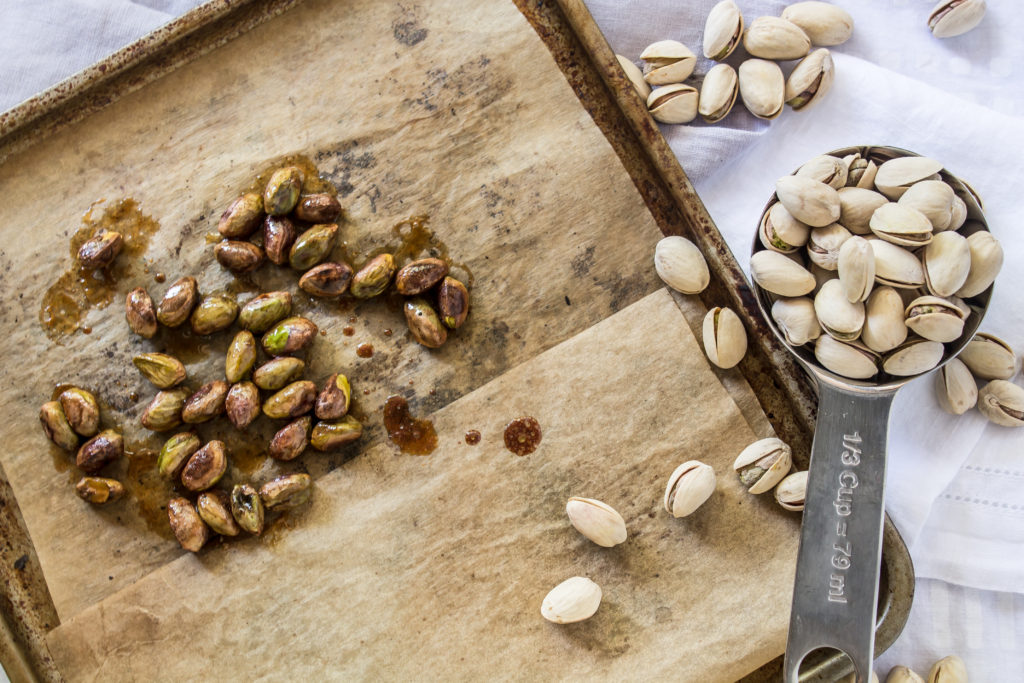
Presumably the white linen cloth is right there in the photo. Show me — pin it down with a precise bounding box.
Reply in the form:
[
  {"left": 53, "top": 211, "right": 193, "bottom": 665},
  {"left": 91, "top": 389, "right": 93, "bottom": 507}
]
[{"left": 0, "top": 0, "right": 1021, "bottom": 680}]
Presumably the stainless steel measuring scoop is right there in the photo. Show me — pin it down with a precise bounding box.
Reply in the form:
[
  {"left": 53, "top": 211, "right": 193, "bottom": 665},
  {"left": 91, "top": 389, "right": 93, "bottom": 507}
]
[{"left": 750, "top": 146, "right": 993, "bottom": 683}]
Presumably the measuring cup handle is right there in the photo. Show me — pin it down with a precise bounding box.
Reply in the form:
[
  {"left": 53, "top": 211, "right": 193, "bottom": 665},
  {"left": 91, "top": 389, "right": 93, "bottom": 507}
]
[{"left": 783, "top": 383, "right": 894, "bottom": 683}]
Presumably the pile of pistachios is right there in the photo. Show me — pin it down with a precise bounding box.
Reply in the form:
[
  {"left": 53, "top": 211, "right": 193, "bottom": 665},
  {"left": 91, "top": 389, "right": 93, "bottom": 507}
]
[{"left": 618, "top": 0, "right": 853, "bottom": 125}]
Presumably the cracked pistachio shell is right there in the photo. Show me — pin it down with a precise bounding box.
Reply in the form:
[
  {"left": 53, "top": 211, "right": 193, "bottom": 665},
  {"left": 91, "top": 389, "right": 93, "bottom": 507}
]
[
  {"left": 639, "top": 41, "right": 696, "bottom": 86},
  {"left": 141, "top": 388, "right": 189, "bottom": 431},
  {"left": 311, "top": 415, "right": 363, "bottom": 451},
  {"left": 40, "top": 401, "right": 79, "bottom": 451},
  {"left": 698, "top": 63, "right": 738, "bottom": 123},
  {"left": 815, "top": 279, "right": 865, "bottom": 341},
  {"left": 438, "top": 276, "right": 470, "bottom": 329},
  {"left": 299, "top": 261, "right": 353, "bottom": 298},
  {"left": 75, "top": 477, "right": 125, "bottom": 504},
  {"left": 133, "top": 352, "right": 186, "bottom": 389},
  {"left": 923, "top": 231, "right": 971, "bottom": 297},
  {"left": 78, "top": 230, "right": 123, "bottom": 269},
  {"left": 882, "top": 337, "right": 944, "bottom": 377},
  {"left": 253, "top": 357, "right": 305, "bottom": 391},
  {"left": 776, "top": 175, "right": 841, "bottom": 227},
  {"left": 785, "top": 48, "right": 834, "bottom": 111},
  {"left": 289, "top": 223, "right": 338, "bottom": 271},
  {"left": 760, "top": 202, "right": 810, "bottom": 253},
  {"left": 815, "top": 335, "right": 879, "bottom": 379},
  {"left": 837, "top": 236, "right": 875, "bottom": 303},
  {"left": 956, "top": 231, "right": 1003, "bottom": 298},
  {"left": 771, "top": 297, "right": 821, "bottom": 346},
  {"left": 887, "top": 666, "right": 925, "bottom": 683},
  {"left": 59, "top": 387, "right": 100, "bottom": 437},
  {"left": 960, "top": 333, "right": 1017, "bottom": 380},
  {"left": 190, "top": 294, "right": 239, "bottom": 335},
  {"left": 263, "top": 166, "right": 303, "bottom": 215},
  {"left": 182, "top": 380, "right": 229, "bottom": 424},
  {"left": 269, "top": 416, "right": 311, "bottom": 461},
  {"left": 935, "top": 357, "right": 977, "bottom": 415},
  {"left": 125, "top": 287, "right": 157, "bottom": 338},
  {"left": 703, "top": 307, "right": 747, "bottom": 369},
  {"left": 197, "top": 490, "right": 240, "bottom": 537},
  {"left": 844, "top": 154, "right": 879, "bottom": 189},
  {"left": 743, "top": 16, "right": 810, "bottom": 60},
  {"left": 704, "top": 0, "right": 744, "bottom": 60},
  {"left": 315, "top": 374, "right": 352, "bottom": 420},
  {"left": 647, "top": 84, "right": 698, "bottom": 124},
  {"left": 733, "top": 437, "right": 792, "bottom": 494},
  {"left": 774, "top": 470, "right": 807, "bottom": 512},
  {"left": 295, "top": 193, "right": 342, "bottom": 223},
  {"left": 862, "top": 287, "right": 908, "bottom": 353},
  {"left": 738, "top": 59, "right": 784, "bottom": 119},
  {"left": 663, "top": 460, "right": 716, "bottom": 517},
  {"left": 838, "top": 187, "right": 888, "bottom": 235},
  {"left": 782, "top": 2, "right": 854, "bottom": 45},
  {"left": 217, "top": 192, "right": 264, "bottom": 238},
  {"left": 808, "top": 223, "right": 852, "bottom": 271},
  {"left": 926, "top": 655, "right": 969, "bottom": 683},
  {"left": 654, "top": 236, "right": 709, "bottom": 294},
  {"left": 395, "top": 258, "right": 449, "bottom": 295},
  {"left": 231, "top": 484, "right": 265, "bottom": 535},
  {"left": 225, "top": 381, "right": 261, "bottom": 429},
  {"left": 239, "top": 291, "right": 292, "bottom": 333},
  {"left": 156, "top": 276, "right": 198, "bottom": 328},
  {"left": 262, "top": 316, "right": 318, "bottom": 356},
  {"left": 225, "top": 330, "right": 258, "bottom": 383},
  {"left": 76, "top": 429, "right": 123, "bottom": 474},
  {"left": 541, "top": 577, "right": 601, "bottom": 624},
  {"left": 948, "top": 195, "right": 968, "bottom": 231},
  {"left": 181, "top": 440, "right": 228, "bottom": 491},
  {"left": 870, "top": 203, "right": 933, "bottom": 247},
  {"left": 404, "top": 298, "right": 448, "bottom": 348},
  {"left": 929, "top": 0, "right": 986, "bottom": 38},
  {"left": 750, "top": 250, "right": 815, "bottom": 297},
  {"left": 158, "top": 432, "right": 201, "bottom": 480},
  {"left": 260, "top": 473, "right": 313, "bottom": 510},
  {"left": 796, "top": 154, "right": 847, "bottom": 190},
  {"left": 215, "top": 240, "right": 264, "bottom": 273},
  {"left": 263, "top": 215, "right": 298, "bottom": 265},
  {"left": 898, "top": 180, "right": 955, "bottom": 232},
  {"left": 168, "top": 497, "right": 210, "bottom": 552},
  {"left": 615, "top": 55, "right": 651, "bottom": 99},
  {"left": 874, "top": 157, "right": 944, "bottom": 200},
  {"left": 263, "top": 381, "right": 317, "bottom": 419},
  {"left": 350, "top": 253, "right": 397, "bottom": 298},
  {"left": 565, "top": 497, "right": 627, "bottom": 547},
  {"left": 870, "top": 239, "right": 925, "bottom": 289}
]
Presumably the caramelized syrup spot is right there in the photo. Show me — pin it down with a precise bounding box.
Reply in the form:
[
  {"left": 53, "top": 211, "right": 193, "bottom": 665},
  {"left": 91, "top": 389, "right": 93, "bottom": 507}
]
[
  {"left": 342, "top": 326, "right": 355, "bottom": 336},
  {"left": 123, "top": 445, "right": 175, "bottom": 540},
  {"left": 356, "top": 343, "right": 374, "bottom": 358},
  {"left": 464, "top": 430, "right": 481, "bottom": 445},
  {"left": 383, "top": 395, "right": 437, "bottom": 455},
  {"left": 503, "top": 417, "right": 541, "bottom": 456}
]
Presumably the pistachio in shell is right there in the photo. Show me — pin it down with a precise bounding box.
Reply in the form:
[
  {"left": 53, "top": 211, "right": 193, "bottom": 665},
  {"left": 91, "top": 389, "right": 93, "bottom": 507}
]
[
  {"left": 190, "top": 294, "right": 239, "bottom": 335},
  {"left": 215, "top": 240, "right": 264, "bottom": 273},
  {"left": 770, "top": 297, "right": 821, "bottom": 346},
  {"left": 350, "top": 253, "right": 397, "bottom": 298},
  {"left": 639, "top": 40, "right": 697, "bottom": 86},
  {"left": 310, "top": 415, "right": 364, "bottom": 451},
  {"left": 796, "top": 155, "right": 848, "bottom": 190},
  {"left": 929, "top": 0, "right": 986, "bottom": 38},
  {"left": 615, "top": 54, "right": 651, "bottom": 100},
  {"left": 759, "top": 202, "right": 810, "bottom": 253},
  {"left": 654, "top": 236, "right": 709, "bottom": 294},
  {"left": 935, "top": 357, "right": 977, "bottom": 415},
  {"left": 837, "top": 187, "right": 888, "bottom": 235},
  {"left": 295, "top": 193, "right": 342, "bottom": 223},
  {"left": 742, "top": 16, "right": 810, "bottom": 61},
  {"left": 225, "top": 330, "right": 258, "bottom": 383},
  {"left": 156, "top": 276, "right": 198, "bottom": 328},
  {"left": 874, "top": 156, "right": 944, "bottom": 200},
  {"left": 814, "top": 335, "right": 879, "bottom": 380},
  {"left": 898, "top": 180, "right": 955, "bottom": 232},
  {"left": 404, "top": 298, "right": 448, "bottom": 348},
  {"left": 960, "top": 333, "right": 1017, "bottom": 380},
  {"left": 263, "top": 380, "right": 317, "bottom": 419},
  {"left": 869, "top": 202, "right": 933, "bottom": 248},
  {"left": 58, "top": 387, "right": 100, "bottom": 437},
  {"left": 698, "top": 63, "right": 738, "bottom": 123},
  {"left": 262, "top": 316, "right": 318, "bottom": 356},
  {"left": 781, "top": 2, "right": 854, "bottom": 46},
  {"left": 733, "top": 437, "right": 792, "bottom": 494},
  {"left": 259, "top": 473, "right": 313, "bottom": 510},
  {"left": 157, "top": 431, "right": 201, "bottom": 480},
  {"left": 225, "top": 381, "right": 261, "bottom": 429},
  {"left": 703, "top": 0, "right": 744, "bottom": 60},
  {"left": 882, "top": 338, "right": 944, "bottom": 377},
  {"left": 923, "top": 231, "right": 971, "bottom": 298},
  {"left": 976, "top": 380, "right": 1024, "bottom": 428},
  {"left": 955, "top": 231, "right": 1003, "bottom": 298},
  {"left": 125, "top": 287, "right": 158, "bottom": 338},
  {"left": 238, "top": 290, "right": 292, "bottom": 333},
  {"left": 168, "top": 497, "right": 210, "bottom": 552},
  {"left": 197, "top": 490, "right": 240, "bottom": 537},
  {"left": 217, "top": 192, "right": 264, "bottom": 238},
  {"left": 77, "top": 230, "right": 123, "bottom": 269},
  {"left": 40, "top": 401, "right": 79, "bottom": 451},
  {"left": 181, "top": 440, "right": 228, "bottom": 491},
  {"left": 703, "top": 306, "right": 747, "bottom": 369},
  {"left": 263, "top": 166, "right": 303, "bottom": 216},
  {"left": 75, "top": 477, "right": 126, "bottom": 505},
  {"left": 749, "top": 250, "right": 815, "bottom": 297},
  {"left": 785, "top": 48, "right": 834, "bottom": 112},
  {"left": 836, "top": 235, "right": 875, "bottom": 303},
  {"left": 814, "top": 279, "right": 865, "bottom": 341},
  {"left": 775, "top": 175, "right": 841, "bottom": 228},
  {"left": 861, "top": 286, "right": 908, "bottom": 353},
  {"left": 252, "top": 357, "right": 306, "bottom": 391},
  {"left": 437, "top": 276, "right": 470, "bottom": 329},
  {"left": 181, "top": 380, "right": 229, "bottom": 424},
  {"left": 647, "top": 84, "right": 698, "bottom": 124},
  {"left": 76, "top": 429, "right": 123, "bottom": 474},
  {"left": 299, "top": 262, "right": 353, "bottom": 298},
  {"left": 231, "top": 484, "right": 265, "bottom": 535},
  {"left": 395, "top": 258, "right": 449, "bottom": 295},
  {"left": 315, "top": 373, "right": 352, "bottom": 420},
  {"left": 132, "top": 352, "right": 186, "bottom": 389},
  {"left": 289, "top": 223, "right": 338, "bottom": 271},
  {"left": 869, "top": 239, "right": 925, "bottom": 289},
  {"left": 263, "top": 215, "right": 298, "bottom": 265},
  {"left": 141, "top": 388, "right": 190, "bottom": 431},
  {"left": 269, "top": 416, "right": 311, "bottom": 461}
]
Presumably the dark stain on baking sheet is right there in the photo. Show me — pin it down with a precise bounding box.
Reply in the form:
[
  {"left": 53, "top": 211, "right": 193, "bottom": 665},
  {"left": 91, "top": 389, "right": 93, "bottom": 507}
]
[{"left": 393, "top": 21, "right": 428, "bottom": 46}]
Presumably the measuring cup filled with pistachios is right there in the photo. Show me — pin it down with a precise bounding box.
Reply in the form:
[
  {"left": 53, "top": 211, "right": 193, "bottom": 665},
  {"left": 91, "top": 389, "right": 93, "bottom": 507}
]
[{"left": 749, "top": 146, "right": 1000, "bottom": 683}]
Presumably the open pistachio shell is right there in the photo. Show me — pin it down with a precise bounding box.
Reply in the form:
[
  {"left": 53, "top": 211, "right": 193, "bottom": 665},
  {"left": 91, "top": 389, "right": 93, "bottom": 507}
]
[
  {"left": 771, "top": 297, "right": 821, "bottom": 346},
  {"left": 703, "top": 307, "right": 747, "bottom": 369},
  {"left": 640, "top": 40, "right": 696, "bottom": 85},
  {"left": 929, "top": 0, "right": 986, "bottom": 38},
  {"left": 796, "top": 155, "right": 847, "bottom": 190},
  {"left": 898, "top": 180, "right": 955, "bottom": 231},
  {"left": 785, "top": 48, "right": 834, "bottom": 112},
  {"left": 807, "top": 223, "right": 851, "bottom": 270},
  {"left": 698, "top": 63, "right": 738, "bottom": 123},
  {"left": 976, "top": 380, "right": 1024, "bottom": 427},
  {"left": 760, "top": 202, "right": 810, "bottom": 253},
  {"left": 959, "top": 333, "right": 1017, "bottom": 380},
  {"left": 733, "top": 437, "right": 792, "bottom": 494},
  {"left": 861, "top": 286, "right": 908, "bottom": 353},
  {"left": 870, "top": 239, "right": 925, "bottom": 289},
  {"left": 738, "top": 59, "right": 785, "bottom": 120},
  {"left": 904, "top": 296, "right": 966, "bottom": 344},
  {"left": 615, "top": 55, "right": 651, "bottom": 100},
  {"left": 882, "top": 337, "right": 944, "bottom": 376},
  {"left": 814, "top": 279, "right": 865, "bottom": 340},
  {"left": 647, "top": 84, "right": 698, "bottom": 124},
  {"left": 704, "top": 0, "right": 744, "bottom": 60},
  {"left": 935, "top": 357, "right": 977, "bottom": 415},
  {"left": 663, "top": 461, "right": 716, "bottom": 517},
  {"left": 869, "top": 203, "right": 933, "bottom": 247},
  {"left": 774, "top": 470, "right": 808, "bottom": 512}
]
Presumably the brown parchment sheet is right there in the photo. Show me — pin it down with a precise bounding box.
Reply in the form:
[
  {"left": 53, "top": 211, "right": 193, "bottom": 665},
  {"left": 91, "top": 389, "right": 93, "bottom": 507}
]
[{"left": 46, "top": 290, "right": 798, "bottom": 681}]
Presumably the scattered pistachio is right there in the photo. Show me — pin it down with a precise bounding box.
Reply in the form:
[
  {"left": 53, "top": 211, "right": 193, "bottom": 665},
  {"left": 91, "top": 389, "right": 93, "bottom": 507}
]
[
  {"left": 654, "top": 235, "right": 710, "bottom": 294},
  {"left": 263, "top": 380, "right": 317, "bottom": 419},
  {"left": 40, "top": 401, "right": 79, "bottom": 451},
  {"left": 181, "top": 440, "right": 228, "bottom": 491},
  {"left": 774, "top": 471, "right": 807, "bottom": 511},
  {"left": 315, "top": 373, "right": 352, "bottom": 420},
  {"left": 263, "top": 166, "right": 304, "bottom": 215},
  {"left": 299, "top": 262, "right": 353, "bottom": 298},
  {"left": 259, "top": 473, "right": 313, "bottom": 510},
  {"left": 263, "top": 215, "right": 298, "bottom": 265},
  {"left": 295, "top": 193, "right": 342, "bottom": 223},
  {"left": 269, "top": 416, "right": 311, "bottom": 461},
  {"left": 663, "top": 460, "right": 716, "bottom": 517},
  {"left": 215, "top": 240, "right": 264, "bottom": 273},
  {"left": 75, "top": 477, "right": 125, "bottom": 505},
  {"left": 217, "top": 192, "right": 264, "bottom": 238},
  {"left": 190, "top": 294, "right": 239, "bottom": 335},
  {"left": 887, "top": 665, "right": 926, "bottom": 683},
  {"left": 253, "top": 357, "right": 305, "bottom": 391},
  {"left": 404, "top": 298, "right": 448, "bottom": 348},
  {"left": 733, "top": 437, "right": 792, "bottom": 494},
  {"left": 437, "top": 276, "right": 470, "bottom": 329},
  {"left": 125, "top": 287, "right": 158, "bottom": 338},
  {"left": 132, "top": 352, "right": 186, "bottom": 389},
  {"left": 926, "top": 655, "right": 968, "bottom": 683},
  {"left": 225, "top": 381, "right": 261, "bottom": 429},
  {"left": 703, "top": 306, "right": 748, "bottom": 369},
  {"left": 141, "top": 388, "right": 190, "bottom": 431},
  {"left": 77, "top": 230, "right": 123, "bottom": 269},
  {"left": 58, "top": 387, "right": 100, "bottom": 437},
  {"left": 157, "top": 431, "right": 201, "bottom": 480},
  {"left": 976, "top": 380, "right": 1024, "bottom": 428},
  {"left": 929, "top": 0, "right": 986, "bottom": 38},
  {"left": 310, "top": 415, "right": 363, "bottom": 451},
  {"left": 225, "top": 330, "right": 258, "bottom": 383},
  {"left": 181, "top": 380, "right": 229, "bottom": 424},
  {"left": 231, "top": 483, "right": 265, "bottom": 535},
  {"left": 262, "top": 316, "right": 318, "bottom": 356},
  {"left": 196, "top": 490, "right": 240, "bottom": 537},
  {"left": 168, "top": 497, "right": 210, "bottom": 552},
  {"left": 156, "top": 276, "right": 198, "bottom": 328},
  {"left": 395, "top": 258, "right": 449, "bottom": 295},
  {"left": 541, "top": 577, "right": 602, "bottom": 624},
  {"left": 289, "top": 222, "right": 338, "bottom": 271},
  {"left": 564, "top": 497, "right": 627, "bottom": 547},
  {"left": 350, "top": 253, "right": 396, "bottom": 298},
  {"left": 76, "top": 429, "right": 123, "bottom": 474},
  {"left": 238, "top": 290, "right": 292, "bottom": 333}
]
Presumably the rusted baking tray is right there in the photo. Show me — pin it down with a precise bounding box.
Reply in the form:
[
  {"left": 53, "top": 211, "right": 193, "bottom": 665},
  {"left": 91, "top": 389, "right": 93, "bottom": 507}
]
[{"left": 0, "top": 0, "right": 912, "bottom": 680}]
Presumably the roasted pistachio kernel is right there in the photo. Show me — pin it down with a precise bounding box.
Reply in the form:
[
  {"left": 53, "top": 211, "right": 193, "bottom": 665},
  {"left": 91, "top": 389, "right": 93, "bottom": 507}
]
[
  {"left": 259, "top": 473, "right": 312, "bottom": 510},
  {"left": 238, "top": 291, "right": 292, "bottom": 333},
  {"left": 225, "top": 330, "right": 258, "bottom": 383},
  {"left": 298, "top": 262, "right": 353, "bottom": 298},
  {"left": 168, "top": 497, "right": 210, "bottom": 552},
  {"left": 190, "top": 294, "right": 239, "bottom": 335},
  {"left": 350, "top": 253, "right": 396, "bottom": 298},
  {"left": 263, "top": 381, "right": 317, "bottom": 419},
  {"left": 295, "top": 193, "right": 342, "bottom": 223},
  {"left": 231, "top": 484, "right": 265, "bottom": 535},
  {"left": 288, "top": 223, "right": 338, "bottom": 271},
  {"left": 132, "top": 352, "right": 186, "bottom": 389},
  {"left": 215, "top": 240, "right": 264, "bottom": 273},
  {"left": 217, "top": 192, "right": 264, "bottom": 238},
  {"left": 157, "top": 431, "right": 201, "bottom": 480},
  {"left": 40, "top": 401, "right": 79, "bottom": 451},
  {"left": 156, "top": 276, "right": 199, "bottom": 327},
  {"left": 263, "top": 215, "right": 298, "bottom": 265},
  {"left": 310, "top": 415, "right": 363, "bottom": 451},
  {"left": 394, "top": 258, "right": 449, "bottom": 295},
  {"left": 77, "top": 230, "right": 123, "bottom": 269},
  {"left": 75, "top": 476, "right": 126, "bottom": 504},
  {"left": 315, "top": 373, "right": 351, "bottom": 420},
  {"left": 141, "top": 388, "right": 190, "bottom": 432},
  {"left": 196, "top": 490, "right": 240, "bottom": 536},
  {"left": 125, "top": 287, "right": 158, "bottom": 338},
  {"left": 181, "top": 440, "right": 228, "bottom": 491},
  {"left": 269, "top": 416, "right": 311, "bottom": 461},
  {"left": 252, "top": 357, "right": 305, "bottom": 391},
  {"left": 404, "top": 298, "right": 448, "bottom": 348},
  {"left": 261, "top": 316, "right": 318, "bottom": 356},
  {"left": 181, "top": 380, "right": 229, "bottom": 424},
  {"left": 76, "top": 429, "right": 123, "bottom": 474},
  {"left": 263, "top": 166, "right": 304, "bottom": 215},
  {"left": 437, "top": 276, "right": 469, "bottom": 329},
  {"left": 225, "top": 381, "right": 261, "bottom": 429},
  {"left": 58, "top": 387, "right": 100, "bottom": 437}
]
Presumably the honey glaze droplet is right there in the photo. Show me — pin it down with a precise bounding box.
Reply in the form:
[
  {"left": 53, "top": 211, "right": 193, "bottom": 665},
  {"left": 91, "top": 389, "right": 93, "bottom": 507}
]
[
  {"left": 383, "top": 395, "right": 437, "bottom": 455},
  {"left": 342, "top": 326, "right": 355, "bottom": 336},
  {"left": 356, "top": 343, "right": 374, "bottom": 358},
  {"left": 464, "top": 430, "right": 481, "bottom": 445},
  {"left": 503, "top": 417, "right": 541, "bottom": 456}
]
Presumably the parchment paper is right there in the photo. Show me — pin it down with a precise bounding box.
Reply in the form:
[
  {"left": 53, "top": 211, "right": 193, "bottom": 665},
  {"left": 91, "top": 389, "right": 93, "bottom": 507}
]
[{"left": 46, "top": 290, "right": 798, "bottom": 681}]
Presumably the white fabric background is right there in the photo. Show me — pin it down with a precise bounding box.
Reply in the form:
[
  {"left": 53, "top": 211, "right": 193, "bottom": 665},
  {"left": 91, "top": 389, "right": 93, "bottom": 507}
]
[{"left": 0, "top": 1, "right": 1020, "bottom": 681}]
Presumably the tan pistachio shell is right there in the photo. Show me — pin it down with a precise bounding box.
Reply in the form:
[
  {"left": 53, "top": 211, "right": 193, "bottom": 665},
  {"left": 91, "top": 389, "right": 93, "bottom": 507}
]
[
  {"left": 976, "top": 380, "right": 1024, "bottom": 428},
  {"left": 929, "top": 0, "right": 986, "bottom": 38},
  {"left": 882, "top": 337, "right": 944, "bottom": 376},
  {"left": 785, "top": 48, "right": 835, "bottom": 111},
  {"left": 807, "top": 222, "right": 851, "bottom": 270},
  {"left": 898, "top": 180, "right": 955, "bottom": 232},
  {"left": 782, "top": 2, "right": 854, "bottom": 46},
  {"left": 955, "top": 230, "right": 1003, "bottom": 298},
  {"left": 923, "top": 231, "right": 971, "bottom": 297},
  {"left": 703, "top": 307, "right": 747, "bottom": 369},
  {"left": 743, "top": 16, "right": 810, "bottom": 60},
  {"left": 837, "top": 236, "right": 875, "bottom": 303},
  {"left": 814, "top": 279, "right": 865, "bottom": 340},
  {"left": 869, "top": 203, "right": 933, "bottom": 247},
  {"left": 796, "top": 154, "right": 847, "bottom": 190},
  {"left": 861, "top": 286, "right": 909, "bottom": 353},
  {"left": 647, "top": 84, "right": 699, "bottom": 124},
  {"left": 838, "top": 187, "right": 888, "bottom": 235},
  {"left": 815, "top": 335, "right": 879, "bottom": 379},
  {"left": 698, "top": 63, "right": 739, "bottom": 123},
  {"left": 960, "top": 333, "right": 1017, "bottom": 380},
  {"left": 935, "top": 357, "right": 977, "bottom": 415},
  {"left": 870, "top": 239, "right": 925, "bottom": 289},
  {"left": 615, "top": 55, "right": 651, "bottom": 100},
  {"left": 750, "top": 250, "right": 815, "bottom": 297},
  {"left": 654, "top": 236, "right": 709, "bottom": 294},
  {"left": 760, "top": 202, "right": 810, "bottom": 253},
  {"left": 640, "top": 40, "right": 697, "bottom": 85},
  {"left": 776, "top": 175, "right": 841, "bottom": 227},
  {"left": 704, "top": 0, "right": 744, "bottom": 60},
  {"left": 738, "top": 59, "right": 785, "bottom": 120},
  {"left": 904, "top": 296, "right": 966, "bottom": 343},
  {"left": 874, "top": 157, "right": 944, "bottom": 200},
  {"left": 771, "top": 297, "right": 821, "bottom": 346}
]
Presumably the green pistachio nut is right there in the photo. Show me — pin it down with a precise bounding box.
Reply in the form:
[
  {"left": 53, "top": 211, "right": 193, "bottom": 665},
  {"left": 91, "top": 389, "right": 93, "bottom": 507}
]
[
  {"left": 215, "top": 240, "right": 264, "bottom": 273},
  {"left": 295, "top": 193, "right": 342, "bottom": 223},
  {"left": 261, "top": 316, "right": 318, "bottom": 356},
  {"left": 350, "top": 253, "right": 396, "bottom": 298},
  {"left": 181, "top": 380, "right": 229, "bottom": 424},
  {"left": 125, "top": 287, "right": 158, "bottom": 338},
  {"left": 168, "top": 497, "right": 210, "bottom": 552},
  {"left": 225, "top": 381, "right": 261, "bottom": 429},
  {"left": 190, "top": 294, "right": 239, "bottom": 335},
  {"left": 156, "top": 276, "right": 198, "bottom": 328},
  {"left": 259, "top": 473, "right": 312, "bottom": 510},
  {"left": 58, "top": 387, "right": 100, "bottom": 437},
  {"left": 394, "top": 258, "right": 449, "bottom": 295},
  {"left": 263, "top": 166, "right": 304, "bottom": 215},
  {"left": 288, "top": 223, "right": 338, "bottom": 271},
  {"left": 238, "top": 291, "right": 292, "bottom": 333},
  {"left": 217, "top": 192, "right": 264, "bottom": 238},
  {"left": 310, "top": 415, "right": 363, "bottom": 451},
  {"left": 77, "top": 230, "right": 123, "bottom": 269},
  {"left": 76, "top": 429, "right": 123, "bottom": 474},
  {"left": 196, "top": 490, "right": 241, "bottom": 536},
  {"left": 252, "top": 357, "right": 305, "bottom": 391},
  {"left": 263, "top": 380, "right": 317, "bottom": 419},
  {"left": 141, "top": 388, "right": 190, "bottom": 432},
  {"left": 437, "top": 276, "right": 470, "bottom": 329},
  {"left": 158, "top": 432, "right": 201, "bottom": 480},
  {"left": 298, "top": 261, "right": 353, "bottom": 298},
  {"left": 181, "top": 440, "right": 228, "bottom": 492},
  {"left": 404, "top": 298, "right": 448, "bottom": 348},
  {"left": 225, "top": 330, "right": 258, "bottom": 383},
  {"left": 75, "top": 476, "right": 126, "bottom": 504},
  {"left": 269, "top": 416, "right": 311, "bottom": 461},
  {"left": 40, "top": 401, "right": 79, "bottom": 451},
  {"left": 231, "top": 483, "right": 265, "bottom": 535},
  {"left": 263, "top": 215, "right": 298, "bottom": 265},
  {"left": 133, "top": 352, "right": 186, "bottom": 389},
  {"left": 315, "top": 373, "right": 351, "bottom": 420}
]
